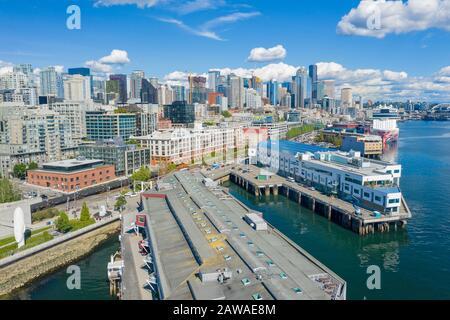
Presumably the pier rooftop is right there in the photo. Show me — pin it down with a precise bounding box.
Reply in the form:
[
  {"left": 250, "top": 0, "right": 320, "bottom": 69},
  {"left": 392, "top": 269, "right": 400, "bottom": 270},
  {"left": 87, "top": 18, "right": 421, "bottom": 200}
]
[{"left": 139, "top": 169, "right": 346, "bottom": 300}]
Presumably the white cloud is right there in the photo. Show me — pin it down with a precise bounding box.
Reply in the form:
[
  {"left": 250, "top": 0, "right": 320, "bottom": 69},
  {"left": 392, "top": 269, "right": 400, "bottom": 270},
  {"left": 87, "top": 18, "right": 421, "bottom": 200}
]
[
  {"left": 163, "top": 70, "right": 208, "bottom": 86},
  {"left": 158, "top": 11, "right": 260, "bottom": 41},
  {"left": 53, "top": 65, "right": 65, "bottom": 73},
  {"left": 247, "top": 45, "right": 287, "bottom": 62},
  {"left": 85, "top": 60, "right": 114, "bottom": 74},
  {"left": 93, "top": 0, "right": 162, "bottom": 8},
  {"left": 383, "top": 70, "right": 408, "bottom": 81},
  {"left": 93, "top": 0, "right": 222, "bottom": 13},
  {"left": 157, "top": 18, "right": 223, "bottom": 40},
  {"left": 177, "top": 0, "right": 225, "bottom": 15},
  {"left": 337, "top": 0, "right": 450, "bottom": 38},
  {"left": 438, "top": 66, "right": 450, "bottom": 76},
  {"left": 0, "top": 60, "right": 13, "bottom": 75},
  {"left": 216, "top": 63, "right": 299, "bottom": 82},
  {"left": 83, "top": 49, "right": 130, "bottom": 76},
  {"left": 99, "top": 49, "right": 130, "bottom": 64}
]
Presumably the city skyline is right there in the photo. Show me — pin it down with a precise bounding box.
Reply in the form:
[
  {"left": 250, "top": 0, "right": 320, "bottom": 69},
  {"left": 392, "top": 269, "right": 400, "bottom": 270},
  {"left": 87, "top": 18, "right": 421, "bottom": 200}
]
[{"left": 0, "top": 0, "right": 450, "bottom": 102}]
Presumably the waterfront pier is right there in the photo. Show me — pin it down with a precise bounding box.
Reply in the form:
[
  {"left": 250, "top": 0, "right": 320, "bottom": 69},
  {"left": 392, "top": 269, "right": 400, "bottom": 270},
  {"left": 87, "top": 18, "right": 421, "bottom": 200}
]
[
  {"left": 126, "top": 169, "right": 346, "bottom": 300},
  {"left": 213, "top": 165, "right": 410, "bottom": 235}
]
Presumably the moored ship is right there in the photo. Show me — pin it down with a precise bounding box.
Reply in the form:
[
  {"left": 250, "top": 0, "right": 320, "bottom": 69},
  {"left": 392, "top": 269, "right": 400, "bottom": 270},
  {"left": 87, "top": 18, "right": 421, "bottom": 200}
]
[{"left": 370, "top": 105, "right": 400, "bottom": 145}]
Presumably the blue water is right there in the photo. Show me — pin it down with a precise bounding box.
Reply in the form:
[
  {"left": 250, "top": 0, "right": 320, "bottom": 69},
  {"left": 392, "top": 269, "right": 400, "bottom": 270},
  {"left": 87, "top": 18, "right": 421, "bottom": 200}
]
[{"left": 229, "top": 121, "right": 450, "bottom": 300}]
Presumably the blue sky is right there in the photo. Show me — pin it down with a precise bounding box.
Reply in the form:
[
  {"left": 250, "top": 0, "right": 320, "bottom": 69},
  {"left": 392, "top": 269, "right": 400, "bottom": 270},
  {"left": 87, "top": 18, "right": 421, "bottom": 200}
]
[{"left": 1, "top": 0, "right": 450, "bottom": 101}]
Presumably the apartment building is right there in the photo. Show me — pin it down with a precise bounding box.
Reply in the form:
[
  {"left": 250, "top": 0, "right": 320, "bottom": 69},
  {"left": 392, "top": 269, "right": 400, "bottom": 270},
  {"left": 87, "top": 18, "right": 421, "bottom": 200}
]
[{"left": 135, "top": 126, "right": 245, "bottom": 165}]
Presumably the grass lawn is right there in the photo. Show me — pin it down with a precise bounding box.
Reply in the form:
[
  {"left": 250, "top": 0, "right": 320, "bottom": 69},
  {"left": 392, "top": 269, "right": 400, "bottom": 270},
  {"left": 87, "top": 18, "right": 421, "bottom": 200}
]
[
  {"left": 0, "top": 231, "right": 54, "bottom": 259},
  {"left": 0, "top": 226, "right": 52, "bottom": 247}
]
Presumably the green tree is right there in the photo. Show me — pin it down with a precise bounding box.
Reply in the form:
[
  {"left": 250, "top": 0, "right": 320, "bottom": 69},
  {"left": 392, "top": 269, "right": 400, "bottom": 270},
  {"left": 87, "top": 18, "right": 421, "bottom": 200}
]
[
  {"left": 167, "top": 163, "right": 177, "bottom": 172},
  {"left": 114, "top": 107, "right": 128, "bottom": 114},
  {"left": 126, "top": 139, "right": 140, "bottom": 146},
  {"left": 55, "top": 212, "right": 72, "bottom": 233},
  {"left": 13, "top": 163, "right": 27, "bottom": 179},
  {"left": 131, "top": 166, "right": 151, "bottom": 182},
  {"left": 221, "top": 110, "right": 232, "bottom": 118},
  {"left": 114, "top": 195, "right": 127, "bottom": 212},
  {"left": 0, "top": 178, "right": 21, "bottom": 204},
  {"left": 27, "top": 162, "right": 38, "bottom": 170},
  {"left": 80, "top": 202, "right": 90, "bottom": 221}
]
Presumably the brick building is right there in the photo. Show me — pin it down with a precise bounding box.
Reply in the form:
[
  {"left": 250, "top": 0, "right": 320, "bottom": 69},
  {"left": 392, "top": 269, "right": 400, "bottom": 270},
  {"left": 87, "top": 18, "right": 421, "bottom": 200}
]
[{"left": 27, "top": 159, "right": 116, "bottom": 192}]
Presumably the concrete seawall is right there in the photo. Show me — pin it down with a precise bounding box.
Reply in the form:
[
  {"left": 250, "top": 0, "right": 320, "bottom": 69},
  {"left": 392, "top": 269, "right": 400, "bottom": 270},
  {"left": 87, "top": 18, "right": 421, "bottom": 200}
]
[{"left": 0, "top": 219, "right": 120, "bottom": 297}]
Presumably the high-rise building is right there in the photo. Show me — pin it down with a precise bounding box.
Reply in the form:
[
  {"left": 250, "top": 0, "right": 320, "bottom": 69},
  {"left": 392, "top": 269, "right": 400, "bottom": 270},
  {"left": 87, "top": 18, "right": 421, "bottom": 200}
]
[
  {"left": 188, "top": 76, "right": 207, "bottom": 104},
  {"left": 85, "top": 110, "right": 136, "bottom": 142},
  {"left": 293, "top": 67, "right": 308, "bottom": 109},
  {"left": 130, "top": 70, "right": 145, "bottom": 100},
  {"left": 245, "top": 88, "right": 262, "bottom": 109},
  {"left": 63, "top": 74, "right": 91, "bottom": 102},
  {"left": 14, "top": 64, "right": 33, "bottom": 77},
  {"left": 309, "top": 64, "right": 318, "bottom": 104},
  {"left": 105, "top": 79, "right": 119, "bottom": 104},
  {"left": 141, "top": 78, "right": 158, "bottom": 104},
  {"left": 68, "top": 67, "right": 92, "bottom": 98},
  {"left": 316, "top": 80, "right": 326, "bottom": 101},
  {"left": 109, "top": 74, "right": 127, "bottom": 103},
  {"left": 171, "top": 85, "right": 185, "bottom": 102},
  {"left": 208, "top": 70, "right": 220, "bottom": 91},
  {"left": 13, "top": 64, "right": 34, "bottom": 86},
  {"left": 228, "top": 74, "right": 244, "bottom": 109},
  {"left": 164, "top": 101, "right": 195, "bottom": 124},
  {"left": 0, "top": 107, "right": 77, "bottom": 176},
  {"left": 0, "top": 71, "right": 27, "bottom": 90},
  {"left": 39, "top": 67, "right": 58, "bottom": 96},
  {"left": 341, "top": 88, "right": 353, "bottom": 107},
  {"left": 267, "top": 79, "right": 278, "bottom": 106},
  {"left": 323, "top": 80, "right": 335, "bottom": 99}
]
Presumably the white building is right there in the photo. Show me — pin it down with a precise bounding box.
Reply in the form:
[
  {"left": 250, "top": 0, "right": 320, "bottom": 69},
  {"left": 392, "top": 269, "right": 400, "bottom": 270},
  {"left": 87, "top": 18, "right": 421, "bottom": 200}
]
[
  {"left": 0, "top": 71, "right": 28, "bottom": 90},
  {"left": 63, "top": 74, "right": 92, "bottom": 102},
  {"left": 245, "top": 88, "right": 262, "bottom": 109},
  {"left": 135, "top": 126, "right": 245, "bottom": 165},
  {"left": 258, "top": 147, "right": 403, "bottom": 214}
]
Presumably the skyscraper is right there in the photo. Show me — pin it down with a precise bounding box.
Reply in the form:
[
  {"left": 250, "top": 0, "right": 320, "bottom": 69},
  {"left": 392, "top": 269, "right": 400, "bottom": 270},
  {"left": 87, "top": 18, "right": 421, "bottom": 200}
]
[
  {"left": 293, "top": 67, "right": 308, "bottom": 109},
  {"left": 39, "top": 67, "right": 58, "bottom": 96},
  {"left": 228, "top": 74, "right": 244, "bottom": 109},
  {"left": 309, "top": 64, "right": 318, "bottom": 104},
  {"left": 63, "top": 74, "right": 91, "bottom": 102},
  {"left": 172, "top": 85, "right": 185, "bottom": 102},
  {"left": 208, "top": 70, "right": 220, "bottom": 91},
  {"left": 323, "top": 80, "right": 335, "bottom": 99},
  {"left": 267, "top": 79, "right": 278, "bottom": 106},
  {"left": 130, "top": 70, "right": 145, "bottom": 100},
  {"left": 141, "top": 78, "right": 158, "bottom": 104},
  {"left": 188, "top": 76, "right": 207, "bottom": 104},
  {"left": 341, "top": 88, "right": 353, "bottom": 107},
  {"left": 68, "top": 67, "right": 92, "bottom": 98},
  {"left": 109, "top": 74, "right": 127, "bottom": 104}
]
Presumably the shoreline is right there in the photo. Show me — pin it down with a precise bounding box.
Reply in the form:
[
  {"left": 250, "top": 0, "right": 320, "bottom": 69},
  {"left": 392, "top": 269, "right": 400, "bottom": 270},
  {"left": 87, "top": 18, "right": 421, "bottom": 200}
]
[{"left": 0, "top": 221, "right": 120, "bottom": 298}]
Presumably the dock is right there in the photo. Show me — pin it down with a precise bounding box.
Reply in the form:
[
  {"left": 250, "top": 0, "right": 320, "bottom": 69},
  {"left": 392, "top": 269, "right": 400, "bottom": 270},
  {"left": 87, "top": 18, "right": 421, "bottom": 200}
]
[
  {"left": 120, "top": 211, "right": 153, "bottom": 300},
  {"left": 136, "top": 169, "right": 346, "bottom": 300},
  {"left": 217, "top": 165, "right": 410, "bottom": 235}
]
